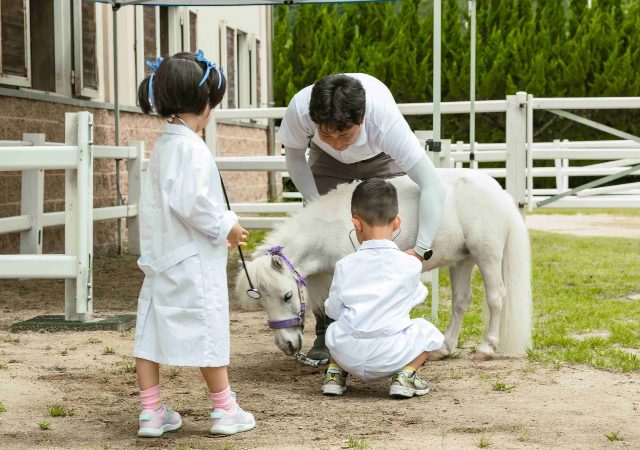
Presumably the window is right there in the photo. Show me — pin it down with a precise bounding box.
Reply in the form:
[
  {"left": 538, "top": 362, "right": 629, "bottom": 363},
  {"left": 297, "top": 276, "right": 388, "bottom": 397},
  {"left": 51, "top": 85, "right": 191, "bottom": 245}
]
[
  {"left": 189, "top": 10, "right": 197, "bottom": 52},
  {"left": 0, "top": 0, "right": 30, "bottom": 87},
  {"left": 29, "top": 0, "right": 55, "bottom": 92},
  {"left": 225, "top": 26, "right": 236, "bottom": 109},
  {"left": 256, "top": 39, "right": 261, "bottom": 107},
  {"left": 220, "top": 23, "right": 259, "bottom": 110},
  {"left": 143, "top": 6, "right": 157, "bottom": 77},
  {"left": 72, "top": 0, "right": 98, "bottom": 97},
  {"left": 159, "top": 7, "right": 169, "bottom": 57}
]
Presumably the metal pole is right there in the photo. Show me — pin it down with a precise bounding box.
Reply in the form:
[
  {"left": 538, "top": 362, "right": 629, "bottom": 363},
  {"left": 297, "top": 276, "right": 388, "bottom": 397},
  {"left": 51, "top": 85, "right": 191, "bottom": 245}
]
[
  {"left": 469, "top": 0, "right": 476, "bottom": 160},
  {"left": 267, "top": 5, "right": 277, "bottom": 200},
  {"left": 527, "top": 94, "right": 534, "bottom": 212},
  {"left": 113, "top": 5, "right": 123, "bottom": 254},
  {"left": 433, "top": 0, "right": 441, "bottom": 142},
  {"left": 431, "top": 0, "right": 441, "bottom": 320}
]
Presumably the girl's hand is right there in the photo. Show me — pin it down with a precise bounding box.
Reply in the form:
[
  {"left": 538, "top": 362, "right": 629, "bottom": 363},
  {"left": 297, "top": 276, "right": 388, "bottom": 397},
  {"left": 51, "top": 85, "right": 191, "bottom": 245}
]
[{"left": 227, "top": 219, "right": 249, "bottom": 248}]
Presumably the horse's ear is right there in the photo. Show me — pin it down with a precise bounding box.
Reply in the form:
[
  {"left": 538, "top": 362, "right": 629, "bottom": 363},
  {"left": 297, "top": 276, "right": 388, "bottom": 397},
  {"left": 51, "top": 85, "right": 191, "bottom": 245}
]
[{"left": 271, "top": 255, "right": 284, "bottom": 270}]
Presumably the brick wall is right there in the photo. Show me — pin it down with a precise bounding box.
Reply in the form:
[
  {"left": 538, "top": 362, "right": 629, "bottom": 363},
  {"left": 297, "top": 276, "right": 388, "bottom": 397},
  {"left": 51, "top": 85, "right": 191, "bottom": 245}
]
[{"left": 0, "top": 96, "right": 283, "bottom": 255}]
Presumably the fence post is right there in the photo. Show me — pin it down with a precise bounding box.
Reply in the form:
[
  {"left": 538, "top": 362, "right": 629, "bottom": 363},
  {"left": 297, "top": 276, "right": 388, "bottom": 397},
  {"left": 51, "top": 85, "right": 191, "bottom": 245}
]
[
  {"left": 506, "top": 92, "right": 527, "bottom": 218},
  {"left": 20, "top": 133, "right": 45, "bottom": 255},
  {"left": 563, "top": 139, "right": 570, "bottom": 192},
  {"left": 554, "top": 139, "right": 562, "bottom": 193},
  {"left": 64, "top": 112, "right": 94, "bottom": 321},
  {"left": 127, "top": 140, "right": 144, "bottom": 255},
  {"left": 455, "top": 141, "right": 463, "bottom": 169}
]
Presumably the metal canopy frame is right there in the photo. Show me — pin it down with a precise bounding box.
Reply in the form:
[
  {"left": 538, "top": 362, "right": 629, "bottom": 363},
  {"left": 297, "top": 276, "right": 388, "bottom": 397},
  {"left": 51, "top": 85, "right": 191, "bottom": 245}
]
[{"left": 100, "top": 0, "right": 478, "bottom": 318}]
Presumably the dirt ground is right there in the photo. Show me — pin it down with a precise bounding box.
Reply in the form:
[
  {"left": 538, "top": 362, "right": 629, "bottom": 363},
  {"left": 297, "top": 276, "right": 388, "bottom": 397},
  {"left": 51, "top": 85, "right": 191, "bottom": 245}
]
[
  {"left": 1, "top": 245, "right": 640, "bottom": 450},
  {"left": 526, "top": 213, "right": 640, "bottom": 239}
]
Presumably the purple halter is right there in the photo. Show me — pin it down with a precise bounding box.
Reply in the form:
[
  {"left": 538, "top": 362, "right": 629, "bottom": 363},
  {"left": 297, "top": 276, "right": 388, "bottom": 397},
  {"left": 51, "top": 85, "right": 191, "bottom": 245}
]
[{"left": 264, "top": 246, "right": 307, "bottom": 330}]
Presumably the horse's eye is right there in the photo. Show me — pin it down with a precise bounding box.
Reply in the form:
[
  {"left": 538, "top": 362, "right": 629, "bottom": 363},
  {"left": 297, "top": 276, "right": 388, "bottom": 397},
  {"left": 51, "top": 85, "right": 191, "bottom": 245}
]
[{"left": 284, "top": 292, "right": 293, "bottom": 302}]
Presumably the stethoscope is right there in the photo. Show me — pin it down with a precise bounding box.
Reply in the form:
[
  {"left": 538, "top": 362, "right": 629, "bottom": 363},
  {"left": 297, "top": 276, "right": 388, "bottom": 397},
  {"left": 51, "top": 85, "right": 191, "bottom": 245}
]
[
  {"left": 348, "top": 227, "right": 402, "bottom": 252},
  {"left": 169, "top": 115, "right": 261, "bottom": 300}
]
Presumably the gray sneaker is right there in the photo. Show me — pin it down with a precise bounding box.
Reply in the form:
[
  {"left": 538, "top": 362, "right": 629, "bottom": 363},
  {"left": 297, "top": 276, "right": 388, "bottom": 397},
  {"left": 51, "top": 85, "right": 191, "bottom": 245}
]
[
  {"left": 322, "top": 366, "right": 348, "bottom": 396},
  {"left": 389, "top": 369, "right": 430, "bottom": 398}
]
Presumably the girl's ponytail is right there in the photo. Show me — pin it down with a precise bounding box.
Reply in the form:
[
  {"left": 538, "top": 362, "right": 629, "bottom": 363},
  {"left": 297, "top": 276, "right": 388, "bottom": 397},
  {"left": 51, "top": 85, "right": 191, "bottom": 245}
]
[{"left": 138, "top": 76, "right": 153, "bottom": 115}]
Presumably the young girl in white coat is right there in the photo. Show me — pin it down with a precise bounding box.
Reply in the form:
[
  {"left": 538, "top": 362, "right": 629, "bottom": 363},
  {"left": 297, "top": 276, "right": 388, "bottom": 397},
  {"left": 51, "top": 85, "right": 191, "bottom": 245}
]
[
  {"left": 322, "top": 178, "right": 444, "bottom": 398},
  {"left": 133, "top": 51, "right": 255, "bottom": 437}
]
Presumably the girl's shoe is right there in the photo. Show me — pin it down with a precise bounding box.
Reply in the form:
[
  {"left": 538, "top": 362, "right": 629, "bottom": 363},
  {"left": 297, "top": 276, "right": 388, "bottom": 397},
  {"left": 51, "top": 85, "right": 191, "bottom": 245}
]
[
  {"left": 138, "top": 403, "right": 182, "bottom": 437},
  {"left": 322, "top": 366, "right": 348, "bottom": 396},
  {"left": 389, "top": 369, "right": 430, "bottom": 398},
  {"left": 210, "top": 393, "right": 255, "bottom": 435}
]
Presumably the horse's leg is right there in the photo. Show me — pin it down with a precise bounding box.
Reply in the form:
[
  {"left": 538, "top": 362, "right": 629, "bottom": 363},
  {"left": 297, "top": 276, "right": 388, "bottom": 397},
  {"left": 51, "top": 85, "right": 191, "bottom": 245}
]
[
  {"left": 429, "top": 257, "right": 475, "bottom": 361},
  {"left": 473, "top": 255, "right": 506, "bottom": 361}
]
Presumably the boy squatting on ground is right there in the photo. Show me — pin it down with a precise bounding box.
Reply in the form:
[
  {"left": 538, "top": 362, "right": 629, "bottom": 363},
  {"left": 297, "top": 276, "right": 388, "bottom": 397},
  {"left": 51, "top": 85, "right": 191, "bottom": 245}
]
[{"left": 322, "top": 179, "right": 445, "bottom": 397}]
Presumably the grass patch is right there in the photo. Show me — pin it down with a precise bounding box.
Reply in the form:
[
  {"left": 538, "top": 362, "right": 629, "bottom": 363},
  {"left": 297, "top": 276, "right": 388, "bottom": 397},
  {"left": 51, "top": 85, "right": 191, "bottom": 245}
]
[
  {"left": 88, "top": 338, "right": 102, "bottom": 344},
  {"left": 49, "top": 405, "right": 74, "bottom": 417},
  {"left": 0, "top": 363, "right": 8, "bottom": 370},
  {"left": 38, "top": 421, "right": 52, "bottom": 430},
  {"left": 348, "top": 437, "right": 374, "bottom": 449},
  {"left": 490, "top": 380, "right": 515, "bottom": 391},
  {"left": 475, "top": 437, "right": 492, "bottom": 448},
  {"left": 170, "top": 367, "right": 181, "bottom": 378},
  {"left": 411, "top": 230, "right": 640, "bottom": 372},
  {"left": 0, "top": 402, "right": 7, "bottom": 413},
  {"left": 103, "top": 346, "right": 115, "bottom": 355},
  {"left": 605, "top": 431, "right": 624, "bottom": 441}
]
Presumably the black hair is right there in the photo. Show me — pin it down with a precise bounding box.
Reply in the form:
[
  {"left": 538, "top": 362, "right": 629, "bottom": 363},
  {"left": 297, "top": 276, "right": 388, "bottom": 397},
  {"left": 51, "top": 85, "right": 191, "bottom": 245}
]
[
  {"left": 137, "top": 52, "right": 227, "bottom": 117},
  {"left": 351, "top": 178, "right": 399, "bottom": 226},
  {"left": 309, "top": 74, "right": 366, "bottom": 132}
]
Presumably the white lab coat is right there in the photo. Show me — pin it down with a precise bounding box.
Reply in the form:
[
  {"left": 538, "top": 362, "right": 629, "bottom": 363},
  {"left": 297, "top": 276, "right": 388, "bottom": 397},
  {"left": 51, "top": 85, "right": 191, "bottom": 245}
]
[
  {"left": 133, "top": 123, "right": 238, "bottom": 367},
  {"left": 324, "top": 240, "right": 444, "bottom": 381}
]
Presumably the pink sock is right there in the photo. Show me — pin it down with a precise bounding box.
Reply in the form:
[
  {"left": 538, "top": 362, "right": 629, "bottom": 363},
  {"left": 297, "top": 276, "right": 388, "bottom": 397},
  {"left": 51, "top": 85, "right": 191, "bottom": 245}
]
[
  {"left": 210, "top": 386, "right": 235, "bottom": 410},
  {"left": 140, "top": 384, "right": 162, "bottom": 412}
]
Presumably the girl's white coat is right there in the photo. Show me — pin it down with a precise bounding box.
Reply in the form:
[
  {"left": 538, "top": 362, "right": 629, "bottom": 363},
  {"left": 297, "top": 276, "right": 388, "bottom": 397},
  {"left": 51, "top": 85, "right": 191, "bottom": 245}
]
[{"left": 134, "top": 123, "right": 237, "bottom": 367}]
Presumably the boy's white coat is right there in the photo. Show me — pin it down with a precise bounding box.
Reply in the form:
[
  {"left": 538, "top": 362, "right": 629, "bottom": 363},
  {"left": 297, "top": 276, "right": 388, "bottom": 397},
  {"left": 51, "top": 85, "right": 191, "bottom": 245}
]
[
  {"left": 235, "top": 171, "right": 532, "bottom": 360},
  {"left": 324, "top": 239, "right": 444, "bottom": 380},
  {"left": 134, "top": 123, "right": 238, "bottom": 367}
]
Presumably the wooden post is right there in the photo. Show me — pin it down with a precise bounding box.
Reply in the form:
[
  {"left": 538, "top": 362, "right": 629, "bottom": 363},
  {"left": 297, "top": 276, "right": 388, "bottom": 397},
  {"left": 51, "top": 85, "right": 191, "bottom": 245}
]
[
  {"left": 126, "top": 140, "right": 144, "bottom": 255},
  {"left": 64, "top": 112, "right": 93, "bottom": 321},
  {"left": 20, "top": 133, "right": 45, "bottom": 255},
  {"left": 455, "top": 141, "right": 463, "bottom": 169},
  {"left": 506, "top": 93, "right": 527, "bottom": 218}
]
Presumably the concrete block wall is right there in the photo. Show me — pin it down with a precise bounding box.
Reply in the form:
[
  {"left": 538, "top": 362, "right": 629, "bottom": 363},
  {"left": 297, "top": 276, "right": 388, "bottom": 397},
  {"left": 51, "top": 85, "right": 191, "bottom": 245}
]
[{"left": 0, "top": 96, "right": 283, "bottom": 255}]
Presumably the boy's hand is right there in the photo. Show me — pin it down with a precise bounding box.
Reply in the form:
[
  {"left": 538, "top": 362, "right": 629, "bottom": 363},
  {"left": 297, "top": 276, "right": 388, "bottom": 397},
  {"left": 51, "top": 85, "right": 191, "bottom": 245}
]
[{"left": 227, "top": 219, "right": 249, "bottom": 248}]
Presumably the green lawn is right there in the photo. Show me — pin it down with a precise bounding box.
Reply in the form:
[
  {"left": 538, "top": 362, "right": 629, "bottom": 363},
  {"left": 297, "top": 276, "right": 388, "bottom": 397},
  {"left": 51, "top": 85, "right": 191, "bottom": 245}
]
[
  {"left": 530, "top": 208, "right": 640, "bottom": 217},
  {"left": 412, "top": 230, "right": 640, "bottom": 372}
]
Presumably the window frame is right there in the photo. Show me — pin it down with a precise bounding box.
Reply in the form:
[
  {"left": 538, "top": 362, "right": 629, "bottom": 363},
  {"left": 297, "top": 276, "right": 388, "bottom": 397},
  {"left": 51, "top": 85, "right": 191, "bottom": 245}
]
[
  {"left": 182, "top": 7, "right": 197, "bottom": 53},
  {"left": 0, "top": 0, "right": 32, "bottom": 88}
]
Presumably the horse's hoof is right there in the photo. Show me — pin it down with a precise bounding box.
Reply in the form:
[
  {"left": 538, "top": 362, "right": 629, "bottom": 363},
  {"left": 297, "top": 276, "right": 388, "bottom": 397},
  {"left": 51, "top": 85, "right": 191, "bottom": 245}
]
[
  {"left": 473, "top": 351, "right": 493, "bottom": 361},
  {"left": 428, "top": 350, "right": 448, "bottom": 361}
]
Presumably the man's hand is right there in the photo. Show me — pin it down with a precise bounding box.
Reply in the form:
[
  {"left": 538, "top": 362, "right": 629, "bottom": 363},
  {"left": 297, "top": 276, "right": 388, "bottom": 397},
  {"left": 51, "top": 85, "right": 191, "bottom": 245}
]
[
  {"left": 404, "top": 248, "right": 424, "bottom": 262},
  {"left": 227, "top": 219, "right": 249, "bottom": 248}
]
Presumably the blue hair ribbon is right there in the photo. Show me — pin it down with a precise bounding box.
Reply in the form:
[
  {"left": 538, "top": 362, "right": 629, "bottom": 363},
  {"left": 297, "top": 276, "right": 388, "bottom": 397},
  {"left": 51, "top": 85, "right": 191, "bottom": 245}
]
[
  {"left": 195, "top": 49, "right": 223, "bottom": 89},
  {"left": 146, "top": 57, "right": 164, "bottom": 110}
]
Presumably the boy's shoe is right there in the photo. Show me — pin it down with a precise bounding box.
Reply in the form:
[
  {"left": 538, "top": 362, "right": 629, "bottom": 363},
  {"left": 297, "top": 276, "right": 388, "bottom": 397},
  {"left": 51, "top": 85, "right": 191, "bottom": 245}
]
[
  {"left": 389, "top": 369, "right": 430, "bottom": 398},
  {"left": 322, "top": 366, "right": 348, "bottom": 396},
  {"left": 138, "top": 403, "right": 182, "bottom": 437},
  {"left": 210, "top": 393, "right": 255, "bottom": 435}
]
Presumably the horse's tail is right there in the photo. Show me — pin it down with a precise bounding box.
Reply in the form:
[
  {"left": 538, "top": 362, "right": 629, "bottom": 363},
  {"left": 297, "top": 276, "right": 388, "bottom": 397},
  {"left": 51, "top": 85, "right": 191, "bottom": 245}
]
[{"left": 498, "top": 200, "right": 533, "bottom": 355}]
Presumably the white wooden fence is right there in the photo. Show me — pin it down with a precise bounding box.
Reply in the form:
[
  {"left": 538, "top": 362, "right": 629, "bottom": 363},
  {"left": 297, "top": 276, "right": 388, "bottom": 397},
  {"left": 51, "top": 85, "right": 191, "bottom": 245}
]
[{"left": 1, "top": 94, "right": 638, "bottom": 322}]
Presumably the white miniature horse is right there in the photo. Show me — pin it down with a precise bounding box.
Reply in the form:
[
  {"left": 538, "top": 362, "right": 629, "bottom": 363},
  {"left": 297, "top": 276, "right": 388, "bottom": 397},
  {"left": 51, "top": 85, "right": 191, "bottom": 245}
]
[{"left": 234, "top": 171, "right": 532, "bottom": 361}]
